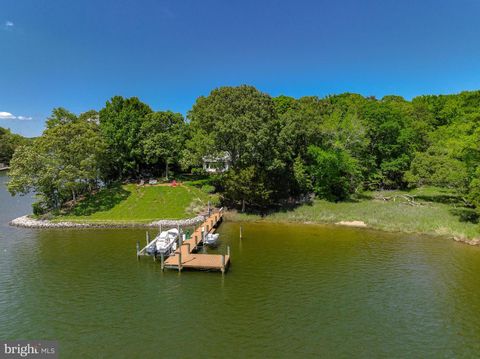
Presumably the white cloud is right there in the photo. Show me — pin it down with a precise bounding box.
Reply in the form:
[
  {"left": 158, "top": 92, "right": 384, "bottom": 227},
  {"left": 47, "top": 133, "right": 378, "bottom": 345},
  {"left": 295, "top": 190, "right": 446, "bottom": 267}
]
[
  {"left": 0, "top": 112, "right": 15, "bottom": 119},
  {"left": 5, "top": 21, "right": 14, "bottom": 27},
  {"left": 0, "top": 111, "right": 33, "bottom": 120}
]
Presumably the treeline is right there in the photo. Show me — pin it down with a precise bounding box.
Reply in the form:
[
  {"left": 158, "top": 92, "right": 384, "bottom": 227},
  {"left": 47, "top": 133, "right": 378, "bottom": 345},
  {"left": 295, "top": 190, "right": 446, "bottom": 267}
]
[
  {"left": 7, "top": 86, "right": 480, "bottom": 214},
  {"left": 0, "top": 127, "right": 30, "bottom": 166}
]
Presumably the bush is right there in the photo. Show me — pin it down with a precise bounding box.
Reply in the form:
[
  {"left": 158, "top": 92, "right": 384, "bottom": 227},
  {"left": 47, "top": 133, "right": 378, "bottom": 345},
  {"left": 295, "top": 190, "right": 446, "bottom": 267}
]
[
  {"left": 201, "top": 184, "right": 215, "bottom": 194},
  {"left": 307, "top": 146, "right": 362, "bottom": 201},
  {"left": 191, "top": 167, "right": 207, "bottom": 176},
  {"left": 32, "top": 200, "right": 49, "bottom": 216}
]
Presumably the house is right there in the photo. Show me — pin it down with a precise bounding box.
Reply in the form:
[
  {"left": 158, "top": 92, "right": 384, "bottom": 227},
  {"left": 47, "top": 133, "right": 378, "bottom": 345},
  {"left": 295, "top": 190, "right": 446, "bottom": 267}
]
[{"left": 202, "top": 153, "right": 231, "bottom": 173}]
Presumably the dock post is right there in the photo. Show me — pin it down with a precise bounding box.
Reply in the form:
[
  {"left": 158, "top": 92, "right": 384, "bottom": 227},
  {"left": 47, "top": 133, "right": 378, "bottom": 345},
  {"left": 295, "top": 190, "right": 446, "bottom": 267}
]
[
  {"left": 221, "top": 254, "right": 225, "bottom": 274},
  {"left": 179, "top": 233, "right": 183, "bottom": 247},
  {"left": 160, "top": 253, "right": 164, "bottom": 271},
  {"left": 136, "top": 241, "right": 140, "bottom": 259},
  {"left": 208, "top": 201, "right": 211, "bottom": 217},
  {"left": 240, "top": 225, "right": 242, "bottom": 240},
  {"left": 178, "top": 252, "right": 182, "bottom": 272},
  {"left": 227, "top": 245, "right": 230, "bottom": 257}
]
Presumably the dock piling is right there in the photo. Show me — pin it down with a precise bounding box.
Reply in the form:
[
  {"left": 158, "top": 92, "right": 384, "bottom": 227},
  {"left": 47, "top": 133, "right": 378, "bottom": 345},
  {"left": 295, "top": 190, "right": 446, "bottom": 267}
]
[
  {"left": 178, "top": 252, "right": 182, "bottom": 272},
  {"left": 227, "top": 245, "right": 230, "bottom": 257},
  {"left": 160, "top": 253, "right": 164, "bottom": 271},
  {"left": 136, "top": 241, "right": 140, "bottom": 259}
]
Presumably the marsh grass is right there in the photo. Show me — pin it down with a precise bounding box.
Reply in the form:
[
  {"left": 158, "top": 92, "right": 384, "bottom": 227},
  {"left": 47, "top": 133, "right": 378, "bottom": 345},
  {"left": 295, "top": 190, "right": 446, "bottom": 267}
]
[{"left": 228, "top": 187, "right": 480, "bottom": 240}]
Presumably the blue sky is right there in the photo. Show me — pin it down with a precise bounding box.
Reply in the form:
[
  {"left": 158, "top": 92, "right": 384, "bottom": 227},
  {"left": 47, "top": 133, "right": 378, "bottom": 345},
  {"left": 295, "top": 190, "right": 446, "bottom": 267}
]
[{"left": 1, "top": 0, "right": 480, "bottom": 137}]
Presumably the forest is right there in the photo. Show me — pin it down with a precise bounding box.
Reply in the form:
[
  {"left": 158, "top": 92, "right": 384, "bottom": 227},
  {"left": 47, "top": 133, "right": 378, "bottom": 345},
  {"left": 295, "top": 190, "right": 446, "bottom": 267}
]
[
  {"left": 0, "top": 126, "right": 30, "bottom": 166},
  {"left": 6, "top": 86, "right": 480, "bottom": 216}
]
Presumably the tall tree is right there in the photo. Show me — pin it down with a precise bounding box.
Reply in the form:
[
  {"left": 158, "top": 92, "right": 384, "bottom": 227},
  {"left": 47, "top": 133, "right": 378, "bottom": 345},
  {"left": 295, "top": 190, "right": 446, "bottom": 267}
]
[
  {"left": 0, "top": 127, "right": 29, "bottom": 165},
  {"left": 187, "top": 85, "right": 285, "bottom": 210},
  {"left": 8, "top": 110, "right": 107, "bottom": 212},
  {"left": 140, "top": 111, "right": 185, "bottom": 179},
  {"left": 99, "top": 96, "right": 152, "bottom": 178}
]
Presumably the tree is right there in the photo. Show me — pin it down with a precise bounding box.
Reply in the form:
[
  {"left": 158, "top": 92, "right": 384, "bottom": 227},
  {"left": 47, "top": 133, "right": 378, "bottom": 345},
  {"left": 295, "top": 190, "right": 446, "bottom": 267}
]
[
  {"left": 0, "top": 127, "right": 29, "bottom": 165},
  {"left": 187, "top": 85, "right": 280, "bottom": 168},
  {"left": 140, "top": 111, "right": 185, "bottom": 179},
  {"left": 360, "top": 96, "right": 428, "bottom": 188},
  {"left": 405, "top": 147, "right": 469, "bottom": 190},
  {"left": 307, "top": 146, "right": 361, "bottom": 201},
  {"left": 219, "top": 166, "right": 272, "bottom": 212},
  {"left": 8, "top": 110, "right": 107, "bottom": 211},
  {"left": 99, "top": 96, "right": 152, "bottom": 178},
  {"left": 187, "top": 85, "right": 286, "bottom": 210}
]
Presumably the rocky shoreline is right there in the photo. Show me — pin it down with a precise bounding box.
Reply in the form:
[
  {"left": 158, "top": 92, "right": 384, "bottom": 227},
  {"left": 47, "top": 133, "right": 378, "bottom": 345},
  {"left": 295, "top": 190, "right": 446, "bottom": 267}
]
[{"left": 9, "top": 214, "right": 206, "bottom": 229}]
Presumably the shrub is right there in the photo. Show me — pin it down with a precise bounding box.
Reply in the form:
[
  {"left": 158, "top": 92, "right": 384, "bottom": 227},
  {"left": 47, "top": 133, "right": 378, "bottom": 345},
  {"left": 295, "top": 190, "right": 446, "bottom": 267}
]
[
  {"left": 201, "top": 184, "right": 215, "bottom": 194},
  {"left": 32, "top": 200, "right": 49, "bottom": 216}
]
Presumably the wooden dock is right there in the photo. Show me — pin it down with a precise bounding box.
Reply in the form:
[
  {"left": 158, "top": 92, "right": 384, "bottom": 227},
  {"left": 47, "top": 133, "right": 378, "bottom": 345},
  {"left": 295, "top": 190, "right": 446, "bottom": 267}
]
[{"left": 139, "top": 209, "right": 230, "bottom": 273}]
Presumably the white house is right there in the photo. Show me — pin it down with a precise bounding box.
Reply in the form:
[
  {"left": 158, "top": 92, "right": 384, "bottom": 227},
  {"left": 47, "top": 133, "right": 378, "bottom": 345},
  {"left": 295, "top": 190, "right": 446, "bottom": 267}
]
[{"left": 202, "top": 153, "right": 231, "bottom": 173}]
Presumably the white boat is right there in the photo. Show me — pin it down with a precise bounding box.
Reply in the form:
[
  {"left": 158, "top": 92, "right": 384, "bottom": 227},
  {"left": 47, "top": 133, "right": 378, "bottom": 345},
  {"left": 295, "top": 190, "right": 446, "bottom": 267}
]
[
  {"left": 146, "top": 228, "right": 179, "bottom": 256},
  {"left": 204, "top": 233, "right": 220, "bottom": 246}
]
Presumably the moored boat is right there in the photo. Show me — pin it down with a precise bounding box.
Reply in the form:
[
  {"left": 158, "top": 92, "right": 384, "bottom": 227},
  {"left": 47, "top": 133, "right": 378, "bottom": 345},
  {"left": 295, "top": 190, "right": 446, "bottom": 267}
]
[
  {"left": 204, "top": 233, "right": 220, "bottom": 247},
  {"left": 146, "top": 228, "right": 179, "bottom": 256}
]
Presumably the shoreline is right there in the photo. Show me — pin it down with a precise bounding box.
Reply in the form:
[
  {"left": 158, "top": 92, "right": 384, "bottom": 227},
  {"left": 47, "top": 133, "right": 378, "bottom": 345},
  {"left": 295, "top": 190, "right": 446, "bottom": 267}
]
[
  {"left": 9, "top": 214, "right": 206, "bottom": 229},
  {"left": 223, "top": 211, "right": 480, "bottom": 247},
  {"left": 9, "top": 210, "right": 480, "bottom": 247}
]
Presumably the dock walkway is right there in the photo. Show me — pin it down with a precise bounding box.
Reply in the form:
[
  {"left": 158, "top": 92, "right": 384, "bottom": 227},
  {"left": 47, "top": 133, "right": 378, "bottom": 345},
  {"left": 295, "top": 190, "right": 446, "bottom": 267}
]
[{"left": 139, "top": 209, "right": 230, "bottom": 273}]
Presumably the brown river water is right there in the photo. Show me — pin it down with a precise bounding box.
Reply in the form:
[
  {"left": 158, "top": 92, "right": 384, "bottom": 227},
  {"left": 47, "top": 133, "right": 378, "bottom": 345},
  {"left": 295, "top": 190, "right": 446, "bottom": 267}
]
[{"left": 1, "top": 171, "right": 480, "bottom": 358}]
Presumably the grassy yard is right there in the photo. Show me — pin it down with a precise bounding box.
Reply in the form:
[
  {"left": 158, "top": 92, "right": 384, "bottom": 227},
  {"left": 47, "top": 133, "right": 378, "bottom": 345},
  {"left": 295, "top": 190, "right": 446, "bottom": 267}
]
[
  {"left": 54, "top": 183, "right": 215, "bottom": 223},
  {"left": 228, "top": 187, "right": 480, "bottom": 240}
]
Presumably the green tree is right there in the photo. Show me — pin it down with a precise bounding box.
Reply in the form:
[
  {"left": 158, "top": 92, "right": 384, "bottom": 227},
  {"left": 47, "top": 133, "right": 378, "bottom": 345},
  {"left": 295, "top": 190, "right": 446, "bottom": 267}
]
[
  {"left": 187, "top": 85, "right": 280, "bottom": 168},
  {"left": 140, "top": 111, "right": 185, "bottom": 179},
  {"left": 99, "top": 96, "right": 152, "bottom": 178},
  {"left": 307, "top": 146, "right": 361, "bottom": 201},
  {"left": 8, "top": 110, "right": 107, "bottom": 211},
  {"left": 0, "top": 127, "right": 29, "bottom": 165},
  {"left": 187, "top": 85, "right": 286, "bottom": 209},
  {"left": 219, "top": 166, "right": 272, "bottom": 212},
  {"left": 405, "top": 147, "right": 469, "bottom": 190}
]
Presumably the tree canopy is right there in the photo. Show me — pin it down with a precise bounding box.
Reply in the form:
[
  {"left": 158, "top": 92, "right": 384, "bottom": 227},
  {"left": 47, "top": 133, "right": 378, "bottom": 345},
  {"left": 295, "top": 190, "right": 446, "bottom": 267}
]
[
  {"left": 7, "top": 87, "right": 480, "bottom": 216},
  {"left": 0, "top": 127, "right": 30, "bottom": 165},
  {"left": 8, "top": 109, "right": 107, "bottom": 212}
]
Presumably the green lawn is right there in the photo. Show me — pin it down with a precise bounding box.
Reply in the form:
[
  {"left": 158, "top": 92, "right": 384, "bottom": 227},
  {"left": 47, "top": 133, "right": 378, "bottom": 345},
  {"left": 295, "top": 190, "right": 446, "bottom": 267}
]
[
  {"left": 54, "top": 183, "right": 214, "bottom": 223},
  {"left": 228, "top": 187, "right": 480, "bottom": 240}
]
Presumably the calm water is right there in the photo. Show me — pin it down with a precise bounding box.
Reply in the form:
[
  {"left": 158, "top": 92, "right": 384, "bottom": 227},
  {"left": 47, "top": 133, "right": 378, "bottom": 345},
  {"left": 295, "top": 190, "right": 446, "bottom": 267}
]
[{"left": 1, "top": 171, "right": 480, "bottom": 358}]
